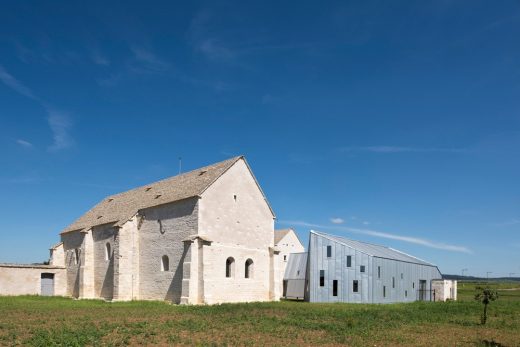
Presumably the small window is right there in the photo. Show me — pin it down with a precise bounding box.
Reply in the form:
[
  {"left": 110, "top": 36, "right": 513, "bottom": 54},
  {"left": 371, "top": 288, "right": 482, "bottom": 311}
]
[
  {"left": 401, "top": 273, "right": 403, "bottom": 279},
  {"left": 378, "top": 266, "right": 381, "bottom": 278},
  {"left": 297, "top": 270, "right": 300, "bottom": 276},
  {"left": 105, "top": 243, "right": 111, "bottom": 261},
  {"left": 405, "top": 290, "right": 408, "bottom": 297},
  {"left": 74, "top": 249, "right": 79, "bottom": 265},
  {"left": 333, "top": 280, "right": 338, "bottom": 296},
  {"left": 392, "top": 277, "right": 395, "bottom": 288},
  {"left": 283, "top": 255, "right": 287, "bottom": 262},
  {"left": 353, "top": 280, "right": 359, "bottom": 293},
  {"left": 326, "top": 245, "right": 332, "bottom": 257},
  {"left": 346, "top": 255, "right": 351, "bottom": 267},
  {"left": 226, "top": 257, "right": 235, "bottom": 278},
  {"left": 360, "top": 265, "right": 365, "bottom": 273},
  {"left": 245, "top": 259, "right": 254, "bottom": 279},
  {"left": 320, "top": 270, "right": 325, "bottom": 287},
  {"left": 383, "top": 285, "right": 386, "bottom": 297},
  {"left": 161, "top": 255, "right": 169, "bottom": 271},
  {"left": 412, "top": 282, "right": 415, "bottom": 289},
  {"left": 233, "top": 194, "right": 237, "bottom": 202}
]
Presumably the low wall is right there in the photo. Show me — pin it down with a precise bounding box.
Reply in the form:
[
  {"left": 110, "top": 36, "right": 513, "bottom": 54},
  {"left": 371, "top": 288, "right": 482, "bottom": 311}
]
[{"left": 0, "top": 264, "right": 66, "bottom": 296}]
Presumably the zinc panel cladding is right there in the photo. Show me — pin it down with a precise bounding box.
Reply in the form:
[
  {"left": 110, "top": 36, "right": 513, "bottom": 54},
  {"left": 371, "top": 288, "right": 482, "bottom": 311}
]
[
  {"left": 283, "top": 252, "right": 308, "bottom": 280},
  {"left": 308, "top": 231, "right": 442, "bottom": 303}
]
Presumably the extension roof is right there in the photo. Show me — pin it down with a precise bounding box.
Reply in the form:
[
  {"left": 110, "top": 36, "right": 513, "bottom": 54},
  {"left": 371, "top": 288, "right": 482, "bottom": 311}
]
[
  {"left": 311, "top": 230, "right": 435, "bottom": 266},
  {"left": 62, "top": 156, "right": 273, "bottom": 234}
]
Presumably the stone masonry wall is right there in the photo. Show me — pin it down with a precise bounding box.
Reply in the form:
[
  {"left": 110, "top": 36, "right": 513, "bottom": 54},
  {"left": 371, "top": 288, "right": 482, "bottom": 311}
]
[
  {"left": 92, "top": 224, "right": 116, "bottom": 300},
  {"left": 199, "top": 159, "right": 276, "bottom": 304},
  {"left": 61, "top": 230, "right": 85, "bottom": 298},
  {"left": 138, "top": 198, "right": 198, "bottom": 302},
  {"left": 0, "top": 265, "right": 66, "bottom": 296}
]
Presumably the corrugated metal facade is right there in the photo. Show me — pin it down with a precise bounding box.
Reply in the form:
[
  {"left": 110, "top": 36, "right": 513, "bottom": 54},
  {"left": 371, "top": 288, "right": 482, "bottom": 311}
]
[{"left": 307, "top": 231, "right": 442, "bottom": 303}]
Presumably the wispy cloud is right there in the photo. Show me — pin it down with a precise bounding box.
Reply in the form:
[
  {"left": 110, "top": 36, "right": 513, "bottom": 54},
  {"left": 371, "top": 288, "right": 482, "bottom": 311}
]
[
  {"left": 16, "top": 139, "right": 33, "bottom": 148},
  {"left": 130, "top": 45, "right": 170, "bottom": 72},
  {"left": 330, "top": 217, "right": 345, "bottom": 224},
  {"left": 340, "top": 146, "right": 468, "bottom": 154},
  {"left": 47, "top": 109, "right": 74, "bottom": 151},
  {"left": 90, "top": 49, "right": 110, "bottom": 66},
  {"left": 188, "top": 10, "right": 236, "bottom": 63},
  {"left": 198, "top": 38, "right": 235, "bottom": 62},
  {"left": 279, "top": 220, "right": 472, "bottom": 254},
  {"left": 493, "top": 219, "right": 520, "bottom": 227},
  {"left": 0, "top": 64, "right": 39, "bottom": 101},
  {"left": 0, "top": 64, "right": 74, "bottom": 151}
]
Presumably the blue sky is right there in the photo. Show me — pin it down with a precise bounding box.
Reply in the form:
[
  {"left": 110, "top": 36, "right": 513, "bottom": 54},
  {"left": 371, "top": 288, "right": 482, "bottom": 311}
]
[{"left": 0, "top": 1, "right": 519, "bottom": 277}]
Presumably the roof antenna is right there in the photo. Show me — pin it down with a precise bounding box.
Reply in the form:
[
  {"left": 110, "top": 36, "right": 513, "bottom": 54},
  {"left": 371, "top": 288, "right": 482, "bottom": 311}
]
[{"left": 178, "top": 156, "right": 182, "bottom": 175}]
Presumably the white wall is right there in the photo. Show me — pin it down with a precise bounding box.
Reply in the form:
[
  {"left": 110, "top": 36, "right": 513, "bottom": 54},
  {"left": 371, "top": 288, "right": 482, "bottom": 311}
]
[
  {"left": 432, "top": 280, "right": 457, "bottom": 301},
  {"left": 0, "top": 265, "right": 66, "bottom": 296},
  {"left": 275, "top": 230, "right": 305, "bottom": 294},
  {"left": 199, "top": 159, "right": 276, "bottom": 304}
]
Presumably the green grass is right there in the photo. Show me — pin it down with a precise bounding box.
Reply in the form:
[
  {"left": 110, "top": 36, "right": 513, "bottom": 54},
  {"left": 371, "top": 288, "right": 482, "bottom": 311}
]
[{"left": 1, "top": 282, "right": 519, "bottom": 346}]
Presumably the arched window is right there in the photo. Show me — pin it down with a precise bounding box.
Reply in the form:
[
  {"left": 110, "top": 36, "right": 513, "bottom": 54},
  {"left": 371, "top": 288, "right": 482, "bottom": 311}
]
[
  {"left": 161, "top": 255, "right": 169, "bottom": 272},
  {"left": 105, "top": 243, "right": 111, "bottom": 261},
  {"left": 225, "top": 257, "right": 235, "bottom": 278},
  {"left": 245, "top": 259, "right": 254, "bottom": 279}
]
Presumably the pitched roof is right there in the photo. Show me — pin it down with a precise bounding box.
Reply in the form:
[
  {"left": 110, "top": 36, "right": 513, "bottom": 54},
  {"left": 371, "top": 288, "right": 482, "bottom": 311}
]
[
  {"left": 62, "top": 156, "right": 243, "bottom": 234},
  {"left": 311, "top": 230, "right": 435, "bottom": 266},
  {"left": 274, "top": 228, "right": 293, "bottom": 244}
]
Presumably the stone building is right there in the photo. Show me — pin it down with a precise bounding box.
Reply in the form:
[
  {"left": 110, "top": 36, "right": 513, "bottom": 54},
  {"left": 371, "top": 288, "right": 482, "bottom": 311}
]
[
  {"left": 1, "top": 156, "right": 282, "bottom": 304},
  {"left": 274, "top": 228, "right": 304, "bottom": 296}
]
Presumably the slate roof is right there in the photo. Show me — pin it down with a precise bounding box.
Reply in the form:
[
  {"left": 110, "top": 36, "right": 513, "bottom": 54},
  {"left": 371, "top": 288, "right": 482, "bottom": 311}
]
[
  {"left": 274, "top": 228, "right": 293, "bottom": 245},
  {"left": 312, "top": 230, "right": 435, "bottom": 266},
  {"left": 62, "top": 156, "right": 248, "bottom": 234}
]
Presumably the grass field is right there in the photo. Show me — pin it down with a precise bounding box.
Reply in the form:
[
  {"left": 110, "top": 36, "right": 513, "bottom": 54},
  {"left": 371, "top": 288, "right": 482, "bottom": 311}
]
[{"left": 1, "top": 282, "right": 519, "bottom": 346}]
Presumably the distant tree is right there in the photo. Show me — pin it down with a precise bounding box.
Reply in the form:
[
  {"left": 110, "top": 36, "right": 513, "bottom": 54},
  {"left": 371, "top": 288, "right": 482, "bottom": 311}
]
[{"left": 474, "top": 286, "right": 498, "bottom": 325}]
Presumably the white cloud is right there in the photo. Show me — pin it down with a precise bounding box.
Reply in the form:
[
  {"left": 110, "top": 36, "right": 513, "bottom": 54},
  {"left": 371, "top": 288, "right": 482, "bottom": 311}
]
[
  {"left": 47, "top": 109, "right": 73, "bottom": 151},
  {"left": 362, "top": 221, "right": 370, "bottom": 225},
  {"left": 0, "top": 64, "right": 39, "bottom": 101},
  {"left": 16, "top": 139, "right": 33, "bottom": 148},
  {"left": 341, "top": 146, "right": 468, "bottom": 154},
  {"left": 330, "top": 218, "right": 345, "bottom": 224},
  {"left": 278, "top": 220, "right": 472, "bottom": 254}
]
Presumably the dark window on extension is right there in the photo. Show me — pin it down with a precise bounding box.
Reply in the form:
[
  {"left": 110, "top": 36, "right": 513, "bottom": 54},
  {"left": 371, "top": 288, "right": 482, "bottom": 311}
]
[
  {"left": 383, "top": 286, "right": 386, "bottom": 297},
  {"left": 353, "top": 280, "right": 359, "bottom": 293},
  {"left": 392, "top": 277, "right": 395, "bottom": 288},
  {"left": 320, "top": 270, "right": 325, "bottom": 287},
  {"left": 346, "top": 255, "right": 352, "bottom": 267},
  {"left": 360, "top": 265, "right": 365, "bottom": 273},
  {"left": 378, "top": 266, "right": 381, "bottom": 278},
  {"left": 326, "top": 245, "right": 332, "bottom": 257},
  {"left": 333, "top": 280, "right": 338, "bottom": 296}
]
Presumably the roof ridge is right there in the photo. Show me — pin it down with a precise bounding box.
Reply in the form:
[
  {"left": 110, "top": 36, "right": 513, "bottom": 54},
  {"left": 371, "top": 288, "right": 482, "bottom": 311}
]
[
  {"left": 107, "top": 155, "right": 243, "bottom": 199},
  {"left": 61, "top": 156, "right": 245, "bottom": 234}
]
